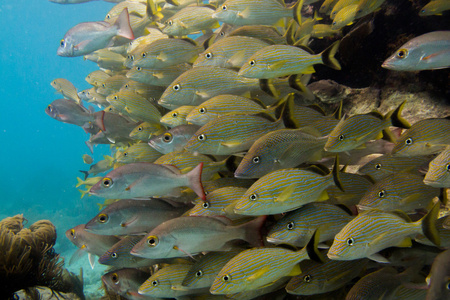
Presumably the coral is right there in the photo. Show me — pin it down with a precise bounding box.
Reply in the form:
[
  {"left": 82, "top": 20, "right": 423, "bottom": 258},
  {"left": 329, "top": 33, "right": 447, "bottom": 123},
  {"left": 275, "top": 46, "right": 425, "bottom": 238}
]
[{"left": 0, "top": 215, "right": 84, "bottom": 300}]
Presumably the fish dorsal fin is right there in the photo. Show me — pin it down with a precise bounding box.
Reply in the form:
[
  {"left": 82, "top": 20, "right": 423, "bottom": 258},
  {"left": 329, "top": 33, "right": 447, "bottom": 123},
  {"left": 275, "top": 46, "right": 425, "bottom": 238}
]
[
  {"left": 181, "top": 37, "right": 198, "bottom": 46},
  {"left": 246, "top": 266, "right": 271, "bottom": 282},
  {"left": 293, "top": 43, "right": 315, "bottom": 54},
  {"left": 202, "top": 4, "right": 217, "bottom": 10},
  {"left": 249, "top": 96, "right": 267, "bottom": 109},
  {"left": 391, "top": 210, "right": 412, "bottom": 222},
  {"left": 166, "top": 0, "right": 179, "bottom": 5},
  {"left": 298, "top": 126, "right": 323, "bottom": 137},
  {"left": 253, "top": 112, "right": 276, "bottom": 122},
  {"left": 164, "top": 164, "right": 182, "bottom": 174},
  {"left": 276, "top": 243, "right": 299, "bottom": 252},
  {"left": 306, "top": 104, "right": 326, "bottom": 116},
  {"left": 366, "top": 110, "right": 383, "bottom": 120},
  {"left": 302, "top": 163, "right": 330, "bottom": 176},
  {"left": 335, "top": 204, "right": 354, "bottom": 216}
]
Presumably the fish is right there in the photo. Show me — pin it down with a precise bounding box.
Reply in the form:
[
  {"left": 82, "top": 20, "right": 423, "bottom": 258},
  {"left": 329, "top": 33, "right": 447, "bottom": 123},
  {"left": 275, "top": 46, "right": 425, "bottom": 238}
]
[
  {"left": 130, "top": 216, "right": 265, "bottom": 259},
  {"left": 181, "top": 251, "right": 242, "bottom": 289},
  {"left": 354, "top": 0, "right": 386, "bottom": 19},
  {"left": 82, "top": 154, "right": 94, "bottom": 164},
  {"left": 65, "top": 224, "right": 120, "bottom": 268},
  {"left": 358, "top": 153, "right": 432, "bottom": 182},
  {"left": 157, "top": 67, "right": 274, "bottom": 109},
  {"left": 345, "top": 267, "right": 418, "bottom": 300},
  {"left": 149, "top": 124, "right": 201, "bottom": 154},
  {"left": 238, "top": 42, "right": 341, "bottom": 79},
  {"left": 126, "top": 63, "right": 191, "bottom": 87},
  {"left": 391, "top": 117, "right": 450, "bottom": 157},
  {"left": 162, "top": 5, "right": 220, "bottom": 36},
  {"left": 101, "top": 268, "right": 151, "bottom": 299},
  {"left": 426, "top": 248, "right": 450, "bottom": 300},
  {"left": 131, "top": 37, "right": 202, "bottom": 69},
  {"left": 327, "top": 202, "right": 440, "bottom": 262},
  {"left": 96, "top": 74, "right": 128, "bottom": 96},
  {"left": 319, "top": 0, "right": 339, "bottom": 15},
  {"left": 285, "top": 258, "right": 368, "bottom": 295},
  {"left": 331, "top": 4, "right": 359, "bottom": 30},
  {"left": 193, "top": 36, "right": 271, "bottom": 69},
  {"left": 98, "top": 236, "right": 160, "bottom": 268},
  {"left": 50, "top": 78, "right": 81, "bottom": 104},
  {"left": 57, "top": 8, "right": 135, "bottom": 57},
  {"left": 85, "top": 70, "right": 111, "bottom": 87},
  {"left": 324, "top": 101, "right": 410, "bottom": 153},
  {"left": 138, "top": 262, "right": 208, "bottom": 298},
  {"left": 116, "top": 143, "right": 163, "bottom": 164},
  {"left": 233, "top": 160, "right": 343, "bottom": 216},
  {"left": 211, "top": 0, "right": 302, "bottom": 26},
  {"left": 311, "top": 24, "right": 341, "bottom": 39},
  {"left": 226, "top": 25, "right": 287, "bottom": 45},
  {"left": 79, "top": 155, "right": 115, "bottom": 179},
  {"left": 129, "top": 122, "right": 167, "bottom": 142},
  {"left": 326, "top": 171, "right": 374, "bottom": 206},
  {"left": 187, "top": 187, "right": 248, "bottom": 221},
  {"left": 84, "top": 48, "right": 126, "bottom": 71},
  {"left": 45, "top": 99, "right": 95, "bottom": 128},
  {"left": 382, "top": 31, "right": 450, "bottom": 71},
  {"left": 160, "top": 106, "right": 195, "bottom": 128},
  {"left": 415, "top": 217, "right": 450, "bottom": 248},
  {"left": 329, "top": 0, "right": 359, "bottom": 18},
  {"left": 357, "top": 173, "right": 440, "bottom": 213},
  {"left": 75, "top": 176, "right": 101, "bottom": 188},
  {"left": 234, "top": 127, "right": 328, "bottom": 179},
  {"left": 419, "top": 0, "right": 450, "bottom": 16},
  {"left": 209, "top": 231, "right": 322, "bottom": 294},
  {"left": 424, "top": 146, "right": 450, "bottom": 187},
  {"left": 266, "top": 202, "right": 353, "bottom": 247},
  {"left": 185, "top": 94, "right": 269, "bottom": 126},
  {"left": 126, "top": 28, "right": 168, "bottom": 54},
  {"left": 89, "top": 162, "right": 206, "bottom": 200},
  {"left": 85, "top": 198, "right": 187, "bottom": 235}
]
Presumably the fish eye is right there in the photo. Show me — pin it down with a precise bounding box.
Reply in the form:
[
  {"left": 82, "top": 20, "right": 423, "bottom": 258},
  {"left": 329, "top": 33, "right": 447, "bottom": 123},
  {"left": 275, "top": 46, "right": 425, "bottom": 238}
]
[
  {"left": 131, "top": 55, "right": 135, "bottom": 61},
  {"left": 252, "top": 156, "right": 260, "bottom": 164},
  {"left": 142, "top": 52, "right": 147, "bottom": 58},
  {"left": 60, "top": 39, "right": 64, "bottom": 47},
  {"left": 147, "top": 236, "right": 159, "bottom": 247},
  {"left": 124, "top": 84, "right": 129, "bottom": 88},
  {"left": 172, "top": 112, "right": 178, "bottom": 117},
  {"left": 167, "top": 20, "right": 173, "bottom": 26},
  {"left": 70, "top": 229, "right": 75, "bottom": 237},
  {"left": 332, "top": 21, "right": 336, "bottom": 25},
  {"left": 405, "top": 138, "right": 413, "bottom": 145},
  {"left": 152, "top": 280, "right": 159, "bottom": 286},
  {"left": 163, "top": 133, "right": 173, "bottom": 142},
  {"left": 195, "top": 270, "right": 203, "bottom": 277},
  {"left": 138, "top": 126, "right": 143, "bottom": 131},
  {"left": 205, "top": 52, "right": 213, "bottom": 59},
  {"left": 286, "top": 221, "right": 294, "bottom": 230},
  {"left": 123, "top": 152, "right": 128, "bottom": 157},
  {"left": 111, "top": 273, "right": 119, "bottom": 284},
  {"left": 102, "top": 83, "right": 106, "bottom": 88},
  {"left": 173, "top": 84, "right": 181, "bottom": 91},
  {"left": 303, "top": 274, "right": 311, "bottom": 283},
  {"left": 202, "top": 201, "right": 210, "bottom": 208},
  {"left": 446, "top": 164, "right": 450, "bottom": 172},
  {"left": 447, "top": 280, "right": 450, "bottom": 290},
  {"left": 197, "top": 134, "right": 206, "bottom": 141},
  {"left": 136, "top": 67, "right": 142, "bottom": 71},
  {"left": 249, "top": 193, "right": 258, "bottom": 201},
  {"left": 102, "top": 177, "right": 113, "bottom": 187},
  {"left": 249, "top": 60, "right": 256, "bottom": 66},
  {"left": 346, "top": 237, "right": 354, "bottom": 246},
  {"left": 338, "top": 134, "right": 345, "bottom": 141},
  {"left": 421, "top": 9, "right": 426, "bottom": 14},
  {"left": 113, "top": 95, "right": 118, "bottom": 100},
  {"left": 106, "top": 14, "right": 111, "bottom": 19},
  {"left": 111, "top": 252, "right": 118, "bottom": 258},
  {"left": 222, "top": 5, "right": 227, "bottom": 10},
  {"left": 375, "top": 163, "right": 382, "bottom": 170},
  {"left": 377, "top": 190, "right": 386, "bottom": 198},
  {"left": 220, "top": 31, "right": 225, "bottom": 36},
  {"left": 98, "top": 213, "right": 109, "bottom": 223},
  {"left": 199, "top": 107, "right": 206, "bottom": 114},
  {"left": 47, "top": 105, "right": 53, "bottom": 113},
  {"left": 396, "top": 48, "right": 408, "bottom": 59},
  {"left": 222, "top": 274, "right": 231, "bottom": 282}
]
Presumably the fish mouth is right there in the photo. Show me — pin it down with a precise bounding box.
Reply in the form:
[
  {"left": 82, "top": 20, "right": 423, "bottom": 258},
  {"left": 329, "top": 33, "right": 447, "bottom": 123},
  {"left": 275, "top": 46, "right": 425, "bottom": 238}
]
[
  {"left": 422, "top": 179, "right": 441, "bottom": 188},
  {"left": 356, "top": 205, "right": 372, "bottom": 212},
  {"left": 326, "top": 253, "right": 344, "bottom": 260},
  {"left": 266, "top": 237, "right": 283, "bottom": 244}
]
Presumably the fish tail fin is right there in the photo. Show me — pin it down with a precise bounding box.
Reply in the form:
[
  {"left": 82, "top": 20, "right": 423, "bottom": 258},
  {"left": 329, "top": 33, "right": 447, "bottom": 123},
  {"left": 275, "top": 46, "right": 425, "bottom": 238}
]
[
  {"left": 85, "top": 140, "right": 94, "bottom": 154},
  {"left": 321, "top": 40, "right": 341, "bottom": 70},
  {"left": 225, "top": 155, "right": 239, "bottom": 173},
  {"left": 420, "top": 201, "right": 441, "bottom": 247},
  {"left": 284, "top": 19, "right": 297, "bottom": 45},
  {"left": 288, "top": 74, "right": 315, "bottom": 100},
  {"left": 293, "top": 0, "right": 303, "bottom": 25},
  {"left": 281, "top": 93, "right": 300, "bottom": 129},
  {"left": 439, "top": 188, "right": 448, "bottom": 206},
  {"left": 79, "top": 170, "right": 89, "bottom": 180},
  {"left": 146, "top": 0, "right": 164, "bottom": 21},
  {"left": 241, "top": 215, "right": 266, "bottom": 247},
  {"left": 385, "top": 100, "right": 411, "bottom": 129},
  {"left": 76, "top": 177, "right": 84, "bottom": 188},
  {"left": 115, "top": 8, "right": 135, "bottom": 40},
  {"left": 78, "top": 188, "right": 89, "bottom": 199},
  {"left": 187, "top": 162, "right": 206, "bottom": 201},
  {"left": 332, "top": 155, "right": 344, "bottom": 192},
  {"left": 95, "top": 110, "right": 106, "bottom": 132},
  {"left": 259, "top": 79, "right": 279, "bottom": 99},
  {"left": 305, "top": 228, "right": 326, "bottom": 263}
]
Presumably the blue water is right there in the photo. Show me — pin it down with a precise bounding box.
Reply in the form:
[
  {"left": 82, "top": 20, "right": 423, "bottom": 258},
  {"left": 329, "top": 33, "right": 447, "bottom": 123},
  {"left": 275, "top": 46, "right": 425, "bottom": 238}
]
[{"left": 0, "top": 1, "right": 114, "bottom": 255}]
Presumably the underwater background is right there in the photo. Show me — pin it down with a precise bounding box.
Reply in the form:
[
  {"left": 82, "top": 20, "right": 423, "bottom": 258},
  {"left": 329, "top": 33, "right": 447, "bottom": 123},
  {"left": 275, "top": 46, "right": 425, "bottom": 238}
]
[{"left": 0, "top": 0, "right": 449, "bottom": 299}]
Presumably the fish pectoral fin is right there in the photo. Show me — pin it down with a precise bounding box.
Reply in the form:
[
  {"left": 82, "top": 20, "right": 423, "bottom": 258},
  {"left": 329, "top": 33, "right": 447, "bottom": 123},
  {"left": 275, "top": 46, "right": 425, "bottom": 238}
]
[
  {"left": 302, "top": 65, "right": 316, "bottom": 74},
  {"left": 400, "top": 193, "right": 422, "bottom": 206},
  {"left": 125, "top": 177, "right": 147, "bottom": 191},
  {"left": 195, "top": 90, "right": 210, "bottom": 99},
  {"left": 368, "top": 232, "right": 388, "bottom": 248},
  {"left": 173, "top": 245, "right": 195, "bottom": 259},
  {"left": 276, "top": 183, "right": 297, "bottom": 202},
  {"left": 288, "top": 263, "right": 302, "bottom": 277},
  {"left": 317, "top": 189, "right": 329, "bottom": 202},
  {"left": 368, "top": 253, "right": 390, "bottom": 263},
  {"left": 74, "top": 40, "right": 91, "bottom": 51},
  {"left": 227, "top": 50, "right": 247, "bottom": 65},
  {"left": 237, "top": 7, "right": 251, "bottom": 18},
  {"left": 88, "top": 253, "right": 96, "bottom": 269},
  {"left": 220, "top": 141, "right": 242, "bottom": 147},
  {"left": 121, "top": 214, "right": 139, "bottom": 227},
  {"left": 246, "top": 266, "right": 270, "bottom": 282},
  {"left": 269, "top": 61, "right": 286, "bottom": 70},
  {"left": 157, "top": 51, "right": 169, "bottom": 61},
  {"left": 68, "top": 245, "right": 87, "bottom": 265}
]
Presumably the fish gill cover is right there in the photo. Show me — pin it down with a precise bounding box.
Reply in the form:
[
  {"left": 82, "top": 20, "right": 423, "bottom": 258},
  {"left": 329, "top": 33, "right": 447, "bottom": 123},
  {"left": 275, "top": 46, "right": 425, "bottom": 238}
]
[{"left": 3, "top": 0, "right": 449, "bottom": 298}]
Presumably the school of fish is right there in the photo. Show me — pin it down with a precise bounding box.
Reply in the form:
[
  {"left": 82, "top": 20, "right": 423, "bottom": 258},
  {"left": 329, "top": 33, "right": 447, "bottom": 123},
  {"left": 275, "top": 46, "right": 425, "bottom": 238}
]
[{"left": 47, "top": 0, "right": 450, "bottom": 299}]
